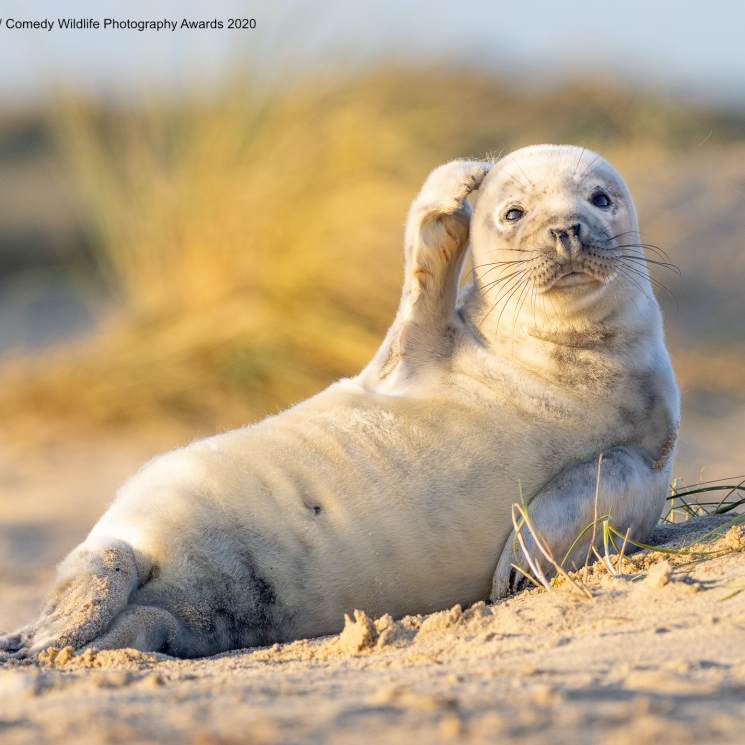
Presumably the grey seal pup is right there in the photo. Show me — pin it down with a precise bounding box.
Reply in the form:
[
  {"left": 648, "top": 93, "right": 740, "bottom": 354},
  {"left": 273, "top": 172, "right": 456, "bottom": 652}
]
[{"left": 1, "top": 144, "right": 678, "bottom": 658}]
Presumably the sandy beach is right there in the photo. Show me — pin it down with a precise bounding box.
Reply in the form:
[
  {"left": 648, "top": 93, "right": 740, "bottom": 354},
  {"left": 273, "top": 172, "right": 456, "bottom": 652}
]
[{"left": 1, "top": 438, "right": 744, "bottom": 745}]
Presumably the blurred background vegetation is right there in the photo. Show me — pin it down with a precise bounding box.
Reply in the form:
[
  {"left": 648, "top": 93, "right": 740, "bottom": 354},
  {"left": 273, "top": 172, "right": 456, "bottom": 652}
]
[{"left": 1, "top": 4, "right": 744, "bottom": 482}]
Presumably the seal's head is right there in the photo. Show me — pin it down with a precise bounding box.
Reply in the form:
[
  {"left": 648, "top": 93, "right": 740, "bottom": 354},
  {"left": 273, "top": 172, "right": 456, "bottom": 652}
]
[{"left": 471, "top": 144, "right": 648, "bottom": 329}]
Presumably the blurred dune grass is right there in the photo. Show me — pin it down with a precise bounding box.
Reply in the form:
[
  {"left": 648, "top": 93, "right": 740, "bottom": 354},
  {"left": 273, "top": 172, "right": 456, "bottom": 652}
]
[{"left": 1, "top": 68, "right": 744, "bottom": 438}]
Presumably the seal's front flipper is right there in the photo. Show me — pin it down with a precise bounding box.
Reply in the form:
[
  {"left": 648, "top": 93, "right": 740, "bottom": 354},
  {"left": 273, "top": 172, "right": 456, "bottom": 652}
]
[
  {"left": 0, "top": 539, "right": 139, "bottom": 657},
  {"left": 361, "top": 160, "right": 490, "bottom": 391},
  {"left": 490, "top": 446, "right": 671, "bottom": 601}
]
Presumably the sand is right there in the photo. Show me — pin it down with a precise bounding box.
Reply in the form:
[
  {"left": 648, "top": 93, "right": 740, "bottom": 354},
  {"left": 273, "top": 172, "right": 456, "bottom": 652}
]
[{"left": 1, "top": 438, "right": 744, "bottom": 744}]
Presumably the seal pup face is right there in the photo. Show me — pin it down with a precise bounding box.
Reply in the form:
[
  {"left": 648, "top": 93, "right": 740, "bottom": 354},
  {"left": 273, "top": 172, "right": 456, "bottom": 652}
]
[{"left": 471, "top": 144, "right": 648, "bottom": 330}]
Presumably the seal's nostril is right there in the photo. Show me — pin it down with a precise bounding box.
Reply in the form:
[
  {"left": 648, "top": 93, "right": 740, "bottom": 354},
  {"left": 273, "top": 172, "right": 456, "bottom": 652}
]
[{"left": 549, "top": 223, "right": 582, "bottom": 242}]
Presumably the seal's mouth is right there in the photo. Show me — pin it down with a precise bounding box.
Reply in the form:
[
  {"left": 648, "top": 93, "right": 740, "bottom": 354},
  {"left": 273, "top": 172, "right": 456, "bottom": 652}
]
[{"left": 550, "top": 270, "right": 601, "bottom": 290}]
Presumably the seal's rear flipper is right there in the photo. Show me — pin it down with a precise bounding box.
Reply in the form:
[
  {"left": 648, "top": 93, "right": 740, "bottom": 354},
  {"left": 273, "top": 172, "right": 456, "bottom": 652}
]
[
  {"left": 83, "top": 605, "right": 181, "bottom": 654},
  {"left": 0, "top": 538, "right": 139, "bottom": 657}
]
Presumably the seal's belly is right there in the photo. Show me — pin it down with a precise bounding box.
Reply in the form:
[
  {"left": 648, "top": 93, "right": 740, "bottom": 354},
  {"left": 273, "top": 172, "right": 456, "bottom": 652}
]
[
  {"left": 101, "top": 378, "right": 612, "bottom": 642},
  {"left": 178, "top": 383, "right": 598, "bottom": 638}
]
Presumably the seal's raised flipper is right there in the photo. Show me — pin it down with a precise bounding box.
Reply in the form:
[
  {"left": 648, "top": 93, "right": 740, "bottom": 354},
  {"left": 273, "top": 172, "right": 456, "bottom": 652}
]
[
  {"left": 0, "top": 539, "right": 139, "bottom": 657},
  {"left": 361, "top": 160, "right": 490, "bottom": 391},
  {"left": 490, "top": 446, "right": 671, "bottom": 601}
]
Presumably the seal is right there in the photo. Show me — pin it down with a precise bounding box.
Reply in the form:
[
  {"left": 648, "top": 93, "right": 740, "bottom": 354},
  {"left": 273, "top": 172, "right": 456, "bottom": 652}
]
[{"left": 1, "top": 145, "right": 679, "bottom": 658}]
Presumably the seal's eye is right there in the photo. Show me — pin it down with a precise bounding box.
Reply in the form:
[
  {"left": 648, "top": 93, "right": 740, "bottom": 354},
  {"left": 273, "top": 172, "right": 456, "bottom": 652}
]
[
  {"left": 504, "top": 207, "right": 524, "bottom": 222},
  {"left": 590, "top": 191, "right": 612, "bottom": 208}
]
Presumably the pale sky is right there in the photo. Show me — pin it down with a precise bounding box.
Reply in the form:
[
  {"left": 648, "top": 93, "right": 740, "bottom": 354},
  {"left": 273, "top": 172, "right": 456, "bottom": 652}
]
[{"left": 1, "top": 0, "right": 744, "bottom": 105}]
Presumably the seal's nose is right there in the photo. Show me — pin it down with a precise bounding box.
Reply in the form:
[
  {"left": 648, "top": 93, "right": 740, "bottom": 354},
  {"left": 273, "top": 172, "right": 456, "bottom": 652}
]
[
  {"left": 549, "top": 223, "right": 583, "bottom": 258},
  {"left": 549, "top": 223, "right": 581, "bottom": 241}
]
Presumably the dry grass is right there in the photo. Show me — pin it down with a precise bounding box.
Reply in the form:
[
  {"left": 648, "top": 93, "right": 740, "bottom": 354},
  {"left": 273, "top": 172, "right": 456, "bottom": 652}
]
[
  {"left": 0, "top": 68, "right": 743, "bottom": 436},
  {"left": 509, "top": 473, "right": 745, "bottom": 599}
]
